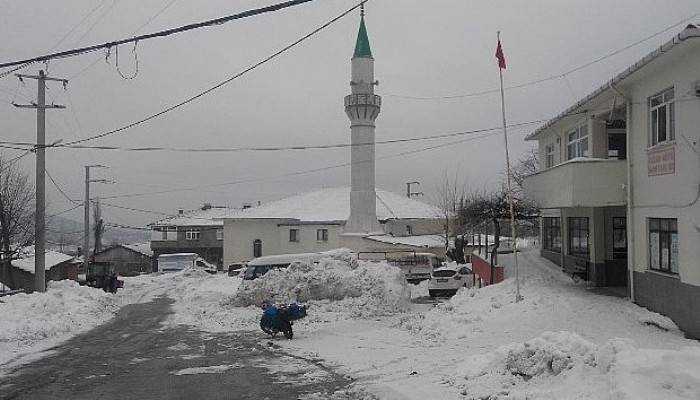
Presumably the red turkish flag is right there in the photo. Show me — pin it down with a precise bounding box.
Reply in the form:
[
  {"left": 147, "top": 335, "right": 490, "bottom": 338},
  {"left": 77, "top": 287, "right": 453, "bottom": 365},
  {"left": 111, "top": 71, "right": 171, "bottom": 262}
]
[{"left": 495, "top": 39, "right": 506, "bottom": 69}]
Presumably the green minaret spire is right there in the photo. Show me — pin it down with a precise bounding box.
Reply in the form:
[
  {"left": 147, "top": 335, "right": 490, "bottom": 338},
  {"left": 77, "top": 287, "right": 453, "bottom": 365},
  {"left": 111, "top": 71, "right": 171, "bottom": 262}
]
[{"left": 353, "top": 7, "right": 372, "bottom": 58}]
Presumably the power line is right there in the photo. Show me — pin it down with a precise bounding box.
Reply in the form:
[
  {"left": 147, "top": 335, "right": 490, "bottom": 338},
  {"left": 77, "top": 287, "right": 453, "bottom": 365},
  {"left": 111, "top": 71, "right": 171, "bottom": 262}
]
[
  {"left": 0, "top": 0, "right": 318, "bottom": 70},
  {"left": 45, "top": 168, "right": 80, "bottom": 204},
  {"left": 384, "top": 9, "right": 700, "bottom": 101},
  {"left": 0, "top": 118, "right": 554, "bottom": 152},
  {"left": 96, "top": 125, "right": 520, "bottom": 201},
  {"left": 46, "top": 204, "right": 83, "bottom": 219},
  {"left": 58, "top": 0, "right": 367, "bottom": 147}
]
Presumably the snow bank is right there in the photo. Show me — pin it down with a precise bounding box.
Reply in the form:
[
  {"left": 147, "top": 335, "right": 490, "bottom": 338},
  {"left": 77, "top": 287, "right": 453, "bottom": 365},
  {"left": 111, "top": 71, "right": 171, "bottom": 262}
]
[
  {"left": 451, "top": 332, "right": 700, "bottom": 400},
  {"left": 0, "top": 280, "right": 120, "bottom": 366},
  {"left": 232, "top": 250, "right": 410, "bottom": 318}
]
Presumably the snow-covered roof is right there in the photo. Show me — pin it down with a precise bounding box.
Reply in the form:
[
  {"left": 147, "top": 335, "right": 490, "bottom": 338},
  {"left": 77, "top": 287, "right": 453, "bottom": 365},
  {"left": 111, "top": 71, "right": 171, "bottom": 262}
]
[
  {"left": 121, "top": 242, "right": 153, "bottom": 258},
  {"left": 149, "top": 207, "right": 234, "bottom": 227},
  {"left": 526, "top": 24, "right": 700, "bottom": 141},
  {"left": 11, "top": 246, "right": 74, "bottom": 274},
  {"left": 366, "top": 234, "right": 446, "bottom": 248},
  {"left": 220, "top": 187, "right": 441, "bottom": 223}
]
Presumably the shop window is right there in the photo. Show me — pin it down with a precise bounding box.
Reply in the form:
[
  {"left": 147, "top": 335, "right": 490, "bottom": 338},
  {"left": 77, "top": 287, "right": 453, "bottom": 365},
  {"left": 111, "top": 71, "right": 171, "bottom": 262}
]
[
  {"left": 543, "top": 217, "right": 561, "bottom": 253},
  {"left": 648, "top": 218, "right": 678, "bottom": 274},
  {"left": 568, "top": 217, "right": 589, "bottom": 257}
]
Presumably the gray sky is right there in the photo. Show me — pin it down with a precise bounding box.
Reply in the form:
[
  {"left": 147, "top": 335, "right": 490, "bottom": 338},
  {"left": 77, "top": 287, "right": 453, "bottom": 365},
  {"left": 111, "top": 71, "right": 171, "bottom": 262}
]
[{"left": 1, "top": 0, "right": 698, "bottom": 228}]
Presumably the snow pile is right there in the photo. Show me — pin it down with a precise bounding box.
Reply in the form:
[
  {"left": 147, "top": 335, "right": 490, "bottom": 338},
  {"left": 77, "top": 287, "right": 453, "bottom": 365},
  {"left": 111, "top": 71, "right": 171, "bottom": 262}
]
[
  {"left": 0, "top": 280, "right": 120, "bottom": 365},
  {"left": 232, "top": 250, "right": 410, "bottom": 318},
  {"left": 161, "top": 271, "right": 259, "bottom": 332},
  {"left": 450, "top": 332, "right": 700, "bottom": 400}
]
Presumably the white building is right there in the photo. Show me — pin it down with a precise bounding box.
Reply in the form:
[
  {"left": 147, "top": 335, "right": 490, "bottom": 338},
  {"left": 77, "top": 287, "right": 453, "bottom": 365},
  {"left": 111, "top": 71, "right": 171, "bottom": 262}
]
[
  {"left": 221, "top": 12, "right": 444, "bottom": 265},
  {"left": 524, "top": 24, "right": 700, "bottom": 338}
]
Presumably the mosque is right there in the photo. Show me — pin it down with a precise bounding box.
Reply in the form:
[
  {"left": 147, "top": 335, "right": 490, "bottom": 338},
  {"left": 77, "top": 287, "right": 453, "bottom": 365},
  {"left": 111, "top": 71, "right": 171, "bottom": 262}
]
[{"left": 221, "top": 9, "right": 445, "bottom": 265}]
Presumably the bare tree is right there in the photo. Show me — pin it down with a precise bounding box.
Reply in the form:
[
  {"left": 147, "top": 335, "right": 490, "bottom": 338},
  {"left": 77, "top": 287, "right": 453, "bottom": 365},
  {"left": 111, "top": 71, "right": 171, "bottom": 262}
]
[
  {"left": 460, "top": 186, "right": 539, "bottom": 266},
  {"left": 0, "top": 155, "right": 34, "bottom": 290},
  {"left": 436, "top": 174, "right": 467, "bottom": 263},
  {"left": 510, "top": 147, "right": 539, "bottom": 198}
]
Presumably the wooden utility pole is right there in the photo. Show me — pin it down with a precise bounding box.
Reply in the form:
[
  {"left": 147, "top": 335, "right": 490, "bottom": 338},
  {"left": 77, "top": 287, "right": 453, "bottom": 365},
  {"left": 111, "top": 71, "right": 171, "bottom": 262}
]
[{"left": 13, "top": 70, "right": 66, "bottom": 292}]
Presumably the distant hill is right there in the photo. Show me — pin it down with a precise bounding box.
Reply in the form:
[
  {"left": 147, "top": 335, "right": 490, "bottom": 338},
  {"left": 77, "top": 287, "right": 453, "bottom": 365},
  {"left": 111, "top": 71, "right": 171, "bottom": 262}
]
[{"left": 46, "top": 216, "right": 150, "bottom": 255}]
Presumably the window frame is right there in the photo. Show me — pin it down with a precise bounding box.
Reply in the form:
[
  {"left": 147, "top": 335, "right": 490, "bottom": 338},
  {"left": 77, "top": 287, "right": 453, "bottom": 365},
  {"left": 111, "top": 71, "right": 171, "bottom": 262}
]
[
  {"left": 567, "top": 217, "right": 589, "bottom": 258},
  {"left": 216, "top": 229, "right": 224, "bottom": 241},
  {"left": 289, "top": 228, "right": 299, "bottom": 243},
  {"left": 567, "top": 124, "right": 589, "bottom": 160},
  {"left": 542, "top": 217, "right": 561, "bottom": 253},
  {"left": 316, "top": 228, "right": 329, "bottom": 242},
  {"left": 185, "top": 229, "right": 201, "bottom": 241},
  {"left": 253, "top": 239, "right": 262, "bottom": 258},
  {"left": 612, "top": 217, "right": 627, "bottom": 259},
  {"left": 649, "top": 87, "right": 675, "bottom": 147},
  {"left": 406, "top": 225, "right": 413, "bottom": 236},
  {"left": 545, "top": 144, "right": 556, "bottom": 168},
  {"left": 648, "top": 218, "right": 678, "bottom": 274}
]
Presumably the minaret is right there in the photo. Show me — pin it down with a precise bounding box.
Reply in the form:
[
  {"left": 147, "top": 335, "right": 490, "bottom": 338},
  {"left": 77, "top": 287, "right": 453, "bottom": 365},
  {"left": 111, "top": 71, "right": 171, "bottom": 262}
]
[{"left": 344, "top": 5, "right": 382, "bottom": 234}]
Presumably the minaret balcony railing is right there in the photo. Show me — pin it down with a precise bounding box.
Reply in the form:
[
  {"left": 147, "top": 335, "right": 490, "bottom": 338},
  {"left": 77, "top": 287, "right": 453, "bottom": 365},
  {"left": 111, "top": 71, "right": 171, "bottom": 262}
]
[{"left": 344, "top": 93, "right": 382, "bottom": 108}]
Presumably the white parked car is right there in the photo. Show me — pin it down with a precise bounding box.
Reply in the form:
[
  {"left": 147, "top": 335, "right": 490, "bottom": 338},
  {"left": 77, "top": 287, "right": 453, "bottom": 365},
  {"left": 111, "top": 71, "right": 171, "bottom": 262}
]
[{"left": 428, "top": 264, "right": 474, "bottom": 298}]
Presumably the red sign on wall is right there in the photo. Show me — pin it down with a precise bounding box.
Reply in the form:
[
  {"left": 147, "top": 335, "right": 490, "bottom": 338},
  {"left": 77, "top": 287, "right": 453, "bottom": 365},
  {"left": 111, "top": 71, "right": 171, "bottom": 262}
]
[{"left": 648, "top": 145, "right": 675, "bottom": 176}]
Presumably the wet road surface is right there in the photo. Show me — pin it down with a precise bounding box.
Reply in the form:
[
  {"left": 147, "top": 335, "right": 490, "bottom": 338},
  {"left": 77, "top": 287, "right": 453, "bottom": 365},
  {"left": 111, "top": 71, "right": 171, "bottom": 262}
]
[{"left": 0, "top": 297, "right": 353, "bottom": 400}]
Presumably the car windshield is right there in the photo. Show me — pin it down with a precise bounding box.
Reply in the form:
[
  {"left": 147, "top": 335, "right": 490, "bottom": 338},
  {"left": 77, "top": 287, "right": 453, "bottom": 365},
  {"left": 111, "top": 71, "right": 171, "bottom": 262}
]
[{"left": 432, "top": 269, "right": 456, "bottom": 277}]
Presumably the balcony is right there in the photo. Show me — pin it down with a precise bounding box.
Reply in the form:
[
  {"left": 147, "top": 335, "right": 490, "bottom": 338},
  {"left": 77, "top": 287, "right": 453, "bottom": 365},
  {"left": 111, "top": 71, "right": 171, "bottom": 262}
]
[
  {"left": 344, "top": 93, "right": 381, "bottom": 108},
  {"left": 523, "top": 158, "right": 627, "bottom": 209},
  {"left": 151, "top": 230, "right": 177, "bottom": 241}
]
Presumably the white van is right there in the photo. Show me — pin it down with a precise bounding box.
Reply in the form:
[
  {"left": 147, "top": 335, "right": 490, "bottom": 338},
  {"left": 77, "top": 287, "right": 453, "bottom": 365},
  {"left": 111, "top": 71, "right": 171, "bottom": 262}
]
[
  {"left": 386, "top": 252, "right": 440, "bottom": 283},
  {"left": 157, "top": 253, "right": 217, "bottom": 274},
  {"left": 242, "top": 252, "right": 324, "bottom": 280}
]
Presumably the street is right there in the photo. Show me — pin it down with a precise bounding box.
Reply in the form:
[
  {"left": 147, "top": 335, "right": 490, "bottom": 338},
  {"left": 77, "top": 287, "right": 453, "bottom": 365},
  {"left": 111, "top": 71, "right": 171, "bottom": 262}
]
[{"left": 0, "top": 297, "right": 353, "bottom": 400}]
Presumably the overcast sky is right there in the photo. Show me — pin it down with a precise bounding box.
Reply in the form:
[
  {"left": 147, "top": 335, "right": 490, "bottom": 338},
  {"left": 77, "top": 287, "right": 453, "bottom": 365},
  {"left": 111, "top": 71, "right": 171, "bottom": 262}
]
[{"left": 1, "top": 0, "right": 698, "bottom": 228}]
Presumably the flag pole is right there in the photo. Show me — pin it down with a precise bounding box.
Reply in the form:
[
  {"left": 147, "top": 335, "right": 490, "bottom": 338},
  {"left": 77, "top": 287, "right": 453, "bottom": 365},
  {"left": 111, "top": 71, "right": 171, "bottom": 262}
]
[{"left": 497, "top": 31, "right": 522, "bottom": 303}]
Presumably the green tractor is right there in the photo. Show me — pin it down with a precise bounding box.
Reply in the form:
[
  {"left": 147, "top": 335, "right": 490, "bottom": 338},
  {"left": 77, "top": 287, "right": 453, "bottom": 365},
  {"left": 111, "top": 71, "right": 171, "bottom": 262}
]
[{"left": 85, "top": 262, "right": 124, "bottom": 293}]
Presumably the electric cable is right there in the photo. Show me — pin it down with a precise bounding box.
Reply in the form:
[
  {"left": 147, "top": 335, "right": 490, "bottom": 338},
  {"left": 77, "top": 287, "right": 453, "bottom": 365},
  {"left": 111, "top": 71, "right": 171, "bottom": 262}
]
[
  {"left": 0, "top": 0, "right": 320, "bottom": 69},
  {"left": 57, "top": 0, "right": 367, "bottom": 147}
]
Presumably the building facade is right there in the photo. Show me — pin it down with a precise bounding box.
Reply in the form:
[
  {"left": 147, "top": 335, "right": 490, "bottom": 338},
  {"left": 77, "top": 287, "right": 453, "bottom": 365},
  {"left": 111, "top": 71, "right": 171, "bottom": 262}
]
[
  {"left": 150, "top": 206, "right": 233, "bottom": 270},
  {"left": 524, "top": 25, "right": 700, "bottom": 338}
]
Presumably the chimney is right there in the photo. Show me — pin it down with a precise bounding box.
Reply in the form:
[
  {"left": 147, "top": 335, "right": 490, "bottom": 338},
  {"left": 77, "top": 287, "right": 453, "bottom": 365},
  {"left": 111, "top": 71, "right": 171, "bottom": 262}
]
[{"left": 178, "top": 209, "right": 184, "bottom": 215}]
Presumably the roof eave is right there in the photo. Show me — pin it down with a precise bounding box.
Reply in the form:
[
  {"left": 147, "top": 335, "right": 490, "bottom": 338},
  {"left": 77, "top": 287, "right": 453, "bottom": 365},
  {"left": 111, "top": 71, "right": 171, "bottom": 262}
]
[{"left": 525, "top": 26, "right": 700, "bottom": 141}]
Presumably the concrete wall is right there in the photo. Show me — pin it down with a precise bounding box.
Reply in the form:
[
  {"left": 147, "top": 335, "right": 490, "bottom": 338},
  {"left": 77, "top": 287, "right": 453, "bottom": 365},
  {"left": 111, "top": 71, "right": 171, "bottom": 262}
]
[
  {"left": 635, "top": 271, "right": 700, "bottom": 339},
  {"left": 382, "top": 218, "right": 442, "bottom": 236},
  {"left": 223, "top": 217, "right": 445, "bottom": 266},
  {"left": 622, "top": 40, "right": 700, "bottom": 288}
]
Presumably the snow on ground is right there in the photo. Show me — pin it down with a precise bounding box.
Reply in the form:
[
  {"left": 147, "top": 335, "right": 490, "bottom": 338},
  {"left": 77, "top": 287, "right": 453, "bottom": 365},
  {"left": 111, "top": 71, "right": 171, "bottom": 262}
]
[
  {"left": 3, "top": 248, "right": 699, "bottom": 399},
  {"left": 0, "top": 269, "right": 213, "bottom": 369},
  {"left": 273, "top": 250, "right": 700, "bottom": 400}
]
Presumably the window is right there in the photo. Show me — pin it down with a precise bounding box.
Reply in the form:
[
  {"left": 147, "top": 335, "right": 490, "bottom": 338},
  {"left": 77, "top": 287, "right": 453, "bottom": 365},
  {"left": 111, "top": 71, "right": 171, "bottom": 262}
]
[
  {"left": 406, "top": 225, "right": 413, "bottom": 235},
  {"left": 253, "top": 239, "right": 262, "bottom": 258},
  {"left": 542, "top": 217, "right": 561, "bottom": 253},
  {"left": 648, "top": 218, "right": 678, "bottom": 274},
  {"left": 612, "top": 217, "right": 627, "bottom": 259},
  {"left": 289, "top": 228, "right": 299, "bottom": 242},
  {"left": 568, "top": 217, "right": 589, "bottom": 257},
  {"left": 316, "top": 228, "right": 328, "bottom": 242},
  {"left": 649, "top": 88, "right": 675, "bottom": 146},
  {"left": 185, "top": 229, "right": 200, "bottom": 241},
  {"left": 216, "top": 229, "right": 224, "bottom": 241},
  {"left": 545, "top": 144, "right": 555, "bottom": 168},
  {"left": 567, "top": 125, "right": 589, "bottom": 160}
]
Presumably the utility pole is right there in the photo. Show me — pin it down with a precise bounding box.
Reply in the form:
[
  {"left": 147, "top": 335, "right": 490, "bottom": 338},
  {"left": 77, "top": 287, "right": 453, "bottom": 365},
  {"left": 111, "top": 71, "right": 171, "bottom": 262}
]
[
  {"left": 13, "top": 70, "right": 67, "bottom": 293},
  {"left": 406, "top": 181, "right": 423, "bottom": 198},
  {"left": 84, "top": 165, "right": 108, "bottom": 274}
]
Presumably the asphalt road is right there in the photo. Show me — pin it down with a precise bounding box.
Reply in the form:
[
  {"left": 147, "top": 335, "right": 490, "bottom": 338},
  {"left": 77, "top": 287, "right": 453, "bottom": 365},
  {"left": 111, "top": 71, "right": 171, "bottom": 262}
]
[{"left": 0, "top": 297, "right": 353, "bottom": 400}]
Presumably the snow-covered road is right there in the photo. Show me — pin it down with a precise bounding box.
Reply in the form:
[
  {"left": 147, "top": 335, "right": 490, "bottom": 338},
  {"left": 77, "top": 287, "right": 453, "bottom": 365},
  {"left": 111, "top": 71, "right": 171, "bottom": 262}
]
[{"left": 2, "top": 250, "right": 699, "bottom": 399}]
